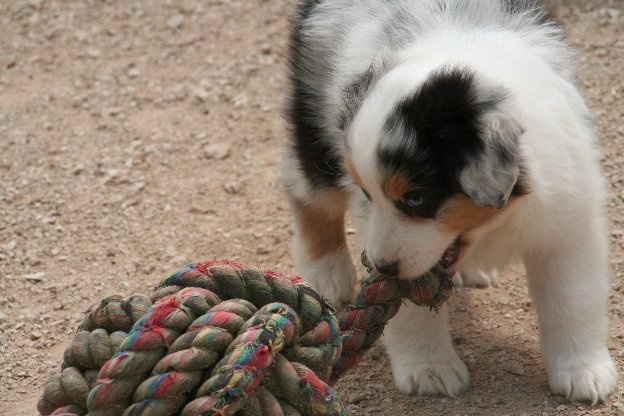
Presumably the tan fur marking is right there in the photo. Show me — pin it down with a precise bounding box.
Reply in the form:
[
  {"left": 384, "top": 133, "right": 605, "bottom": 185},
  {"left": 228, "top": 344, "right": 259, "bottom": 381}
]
[
  {"left": 384, "top": 173, "right": 410, "bottom": 200},
  {"left": 294, "top": 191, "right": 348, "bottom": 260},
  {"left": 436, "top": 195, "right": 514, "bottom": 232},
  {"left": 345, "top": 158, "right": 363, "bottom": 188}
]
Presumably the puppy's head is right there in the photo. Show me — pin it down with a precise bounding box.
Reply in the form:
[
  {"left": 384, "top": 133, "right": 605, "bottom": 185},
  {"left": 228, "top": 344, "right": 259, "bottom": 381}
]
[{"left": 345, "top": 65, "right": 527, "bottom": 278}]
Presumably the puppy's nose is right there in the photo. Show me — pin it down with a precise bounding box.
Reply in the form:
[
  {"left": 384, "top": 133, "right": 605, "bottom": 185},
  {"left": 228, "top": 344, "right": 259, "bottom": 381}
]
[{"left": 374, "top": 259, "right": 399, "bottom": 276}]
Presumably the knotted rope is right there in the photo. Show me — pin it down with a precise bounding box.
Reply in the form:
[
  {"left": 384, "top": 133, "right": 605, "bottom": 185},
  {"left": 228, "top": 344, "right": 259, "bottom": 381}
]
[{"left": 38, "top": 254, "right": 453, "bottom": 416}]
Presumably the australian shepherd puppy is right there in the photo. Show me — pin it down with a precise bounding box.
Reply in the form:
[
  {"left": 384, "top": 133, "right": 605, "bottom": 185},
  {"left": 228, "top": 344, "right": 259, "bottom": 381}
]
[{"left": 280, "top": 0, "right": 618, "bottom": 403}]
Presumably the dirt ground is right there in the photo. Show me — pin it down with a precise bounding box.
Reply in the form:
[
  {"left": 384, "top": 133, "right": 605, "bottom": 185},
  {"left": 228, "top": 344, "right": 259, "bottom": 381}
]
[{"left": 0, "top": 0, "right": 622, "bottom": 415}]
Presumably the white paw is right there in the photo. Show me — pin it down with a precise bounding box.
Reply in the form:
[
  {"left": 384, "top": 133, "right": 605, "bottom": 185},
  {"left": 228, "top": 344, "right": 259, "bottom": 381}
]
[
  {"left": 297, "top": 249, "right": 358, "bottom": 308},
  {"left": 453, "top": 268, "right": 497, "bottom": 288},
  {"left": 389, "top": 352, "right": 469, "bottom": 397},
  {"left": 547, "top": 355, "right": 618, "bottom": 404}
]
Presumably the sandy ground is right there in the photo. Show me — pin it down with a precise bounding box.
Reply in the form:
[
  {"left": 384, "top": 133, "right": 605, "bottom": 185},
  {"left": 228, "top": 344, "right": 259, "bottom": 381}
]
[{"left": 0, "top": 0, "right": 623, "bottom": 415}]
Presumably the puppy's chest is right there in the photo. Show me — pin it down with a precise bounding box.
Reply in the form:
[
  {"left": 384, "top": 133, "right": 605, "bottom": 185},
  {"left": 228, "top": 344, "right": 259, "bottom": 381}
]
[{"left": 465, "top": 228, "right": 524, "bottom": 271}]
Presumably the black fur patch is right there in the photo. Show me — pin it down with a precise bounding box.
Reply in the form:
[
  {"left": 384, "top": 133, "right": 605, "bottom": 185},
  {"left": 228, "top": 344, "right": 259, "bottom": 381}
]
[
  {"left": 286, "top": 0, "right": 345, "bottom": 189},
  {"left": 378, "top": 67, "right": 512, "bottom": 218}
]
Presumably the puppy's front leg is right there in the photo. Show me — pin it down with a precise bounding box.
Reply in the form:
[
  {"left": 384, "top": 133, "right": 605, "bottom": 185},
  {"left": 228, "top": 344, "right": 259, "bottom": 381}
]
[
  {"left": 526, "top": 237, "right": 618, "bottom": 403},
  {"left": 384, "top": 302, "right": 469, "bottom": 397},
  {"left": 290, "top": 189, "right": 358, "bottom": 308}
]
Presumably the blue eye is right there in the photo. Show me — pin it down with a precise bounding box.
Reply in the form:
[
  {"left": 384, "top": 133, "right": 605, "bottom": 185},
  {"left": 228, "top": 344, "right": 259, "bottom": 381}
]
[{"left": 404, "top": 193, "right": 425, "bottom": 208}]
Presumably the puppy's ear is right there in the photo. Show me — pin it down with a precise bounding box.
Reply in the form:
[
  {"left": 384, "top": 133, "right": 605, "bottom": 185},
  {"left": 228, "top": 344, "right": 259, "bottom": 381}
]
[
  {"left": 459, "top": 112, "right": 525, "bottom": 208},
  {"left": 340, "top": 52, "right": 394, "bottom": 131},
  {"left": 341, "top": 65, "right": 375, "bottom": 130}
]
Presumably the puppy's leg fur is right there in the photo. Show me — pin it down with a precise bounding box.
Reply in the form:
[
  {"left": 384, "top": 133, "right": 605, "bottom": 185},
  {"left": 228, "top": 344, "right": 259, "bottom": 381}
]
[
  {"left": 354, "top": 190, "right": 469, "bottom": 397},
  {"left": 384, "top": 302, "right": 469, "bottom": 397},
  {"left": 289, "top": 189, "right": 358, "bottom": 307},
  {"left": 525, "top": 227, "right": 617, "bottom": 403},
  {"left": 454, "top": 268, "right": 497, "bottom": 288}
]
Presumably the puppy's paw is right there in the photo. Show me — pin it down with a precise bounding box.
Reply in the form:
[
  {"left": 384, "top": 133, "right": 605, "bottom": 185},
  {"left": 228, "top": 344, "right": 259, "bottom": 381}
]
[
  {"left": 453, "top": 268, "right": 497, "bottom": 288},
  {"left": 390, "top": 352, "right": 469, "bottom": 397},
  {"left": 297, "top": 249, "right": 357, "bottom": 308},
  {"left": 548, "top": 355, "right": 618, "bottom": 404}
]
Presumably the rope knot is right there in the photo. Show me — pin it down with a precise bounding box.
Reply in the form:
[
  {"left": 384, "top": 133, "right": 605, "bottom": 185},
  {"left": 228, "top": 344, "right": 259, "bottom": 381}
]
[{"left": 39, "top": 257, "right": 453, "bottom": 415}]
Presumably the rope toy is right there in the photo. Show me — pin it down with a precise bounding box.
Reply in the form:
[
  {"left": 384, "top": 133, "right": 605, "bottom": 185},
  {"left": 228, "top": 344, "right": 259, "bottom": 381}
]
[{"left": 38, "top": 252, "right": 453, "bottom": 416}]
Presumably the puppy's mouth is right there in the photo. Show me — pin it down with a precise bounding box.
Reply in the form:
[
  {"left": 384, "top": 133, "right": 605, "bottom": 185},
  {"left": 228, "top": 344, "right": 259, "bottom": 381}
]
[
  {"left": 360, "top": 237, "right": 464, "bottom": 310},
  {"left": 442, "top": 235, "right": 468, "bottom": 270},
  {"left": 362, "top": 235, "right": 468, "bottom": 279}
]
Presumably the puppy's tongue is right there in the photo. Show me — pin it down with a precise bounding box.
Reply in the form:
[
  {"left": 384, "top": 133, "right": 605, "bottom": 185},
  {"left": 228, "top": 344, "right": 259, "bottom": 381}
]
[{"left": 443, "top": 238, "right": 461, "bottom": 267}]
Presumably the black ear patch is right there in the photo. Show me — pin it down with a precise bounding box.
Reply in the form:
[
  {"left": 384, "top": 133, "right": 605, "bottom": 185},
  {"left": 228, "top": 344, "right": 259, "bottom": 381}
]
[{"left": 378, "top": 66, "right": 527, "bottom": 212}]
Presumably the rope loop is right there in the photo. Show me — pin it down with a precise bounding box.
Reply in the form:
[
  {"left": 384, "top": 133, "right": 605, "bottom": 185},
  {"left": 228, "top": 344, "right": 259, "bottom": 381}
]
[{"left": 38, "top": 256, "right": 453, "bottom": 416}]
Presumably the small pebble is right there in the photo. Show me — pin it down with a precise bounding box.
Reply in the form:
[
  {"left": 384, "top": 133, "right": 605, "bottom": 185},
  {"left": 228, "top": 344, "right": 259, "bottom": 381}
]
[
  {"left": 367, "top": 347, "right": 382, "bottom": 360},
  {"left": 193, "top": 87, "right": 210, "bottom": 103},
  {"left": 348, "top": 392, "right": 368, "bottom": 404},
  {"left": 553, "top": 395, "right": 567, "bottom": 404},
  {"left": 508, "top": 361, "right": 524, "bottom": 375},
  {"left": 3, "top": 240, "right": 17, "bottom": 252},
  {"left": 345, "top": 404, "right": 360, "bottom": 413},
  {"left": 23, "top": 272, "right": 45, "bottom": 282},
  {"left": 607, "top": 8, "right": 621, "bottom": 21},
  {"left": 372, "top": 383, "right": 388, "bottom": 393},
  {"left": 167, "top": 13, "right": 185, "bottom": 30},
  {"left": 224, "top": 180, "right": 243, "bottom": 194},
  {"left": 256, "top": 246, "right": 271, "bottom": 255},
  {"left": 465, "top": 356, "right": 477, "bottom": 367},
  {"left": 86, "top": 48, "right": 100, "bottom": 58},
  {"left": 106, "top": 107, "right": 121, "bottom": 117},
  {"left": 0, "top": 311, "right": 7, "bottom": 324},
  {"left": 203, "top": 143, "right": 230, "bottom": 160}
]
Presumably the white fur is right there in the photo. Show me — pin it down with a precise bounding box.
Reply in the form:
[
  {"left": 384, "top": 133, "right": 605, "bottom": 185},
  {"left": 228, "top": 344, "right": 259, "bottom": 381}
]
[
  {"left": 384, "top": 303, "right": 469, "bottom": 397},
  {"left": 293, "top": 241, "right": 357, "bottom": 308},
  {"left": 286, "top": 0, "right": 618, "bottom": 402}
]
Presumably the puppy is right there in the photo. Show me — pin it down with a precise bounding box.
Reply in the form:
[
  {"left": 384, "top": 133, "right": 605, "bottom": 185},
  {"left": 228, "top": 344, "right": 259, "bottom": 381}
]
[{"left": 280, "top": 0, "right": 618, "bottom": 403}]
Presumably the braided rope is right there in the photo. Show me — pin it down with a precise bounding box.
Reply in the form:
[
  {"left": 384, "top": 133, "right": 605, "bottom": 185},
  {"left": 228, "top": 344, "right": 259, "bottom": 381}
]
[{"left": 38, "top": 255, "right": 453, "bottom": 416}]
